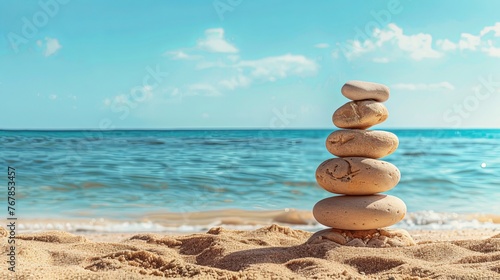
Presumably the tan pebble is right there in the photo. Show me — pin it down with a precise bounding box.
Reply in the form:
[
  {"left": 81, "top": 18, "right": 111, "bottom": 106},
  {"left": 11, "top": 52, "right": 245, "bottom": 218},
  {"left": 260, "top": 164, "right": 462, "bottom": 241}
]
[
  {"left": 345, "top": 238, "right": 366, "bottom": 247},
  {"left": 379, "top": 228, "right": 392, "bottom": 237},
  {"left": 307, "top": 229, "right": 346, "bottom": 246},
  {"left": 387, "top": 239, "right": 404, "bottom": 247},
  {"left": 321, "top": 231, "right": 347, "bottom": 245},
  {"left": 308, "top": 237, "right": 324, "bottom": 244},
  {"left": 333, "top": 100, "right": 388, "bottom": 129},
  {"left": 367, "top": 237, "right": 386, "bottom": 247},
  {"left": 378, "top": 229, "right": 416, "bottom": 246},
  {"left": 378, "top": 235, "right": 389, "bottom": 243},
  {"left": 326, "top": 130, "right": 398, "bottom": 159},
  {"left": 341, "top": 80, "right": 390, "bottom": 102},
  {"left": 313, "top": 194, "right": 407, "bottom": 230},
  {"left": 350, "top": 229, "right": 378, "bottom": 239},
  {"left": 315, "top": 157, "right": 400, "bottom": 195}
]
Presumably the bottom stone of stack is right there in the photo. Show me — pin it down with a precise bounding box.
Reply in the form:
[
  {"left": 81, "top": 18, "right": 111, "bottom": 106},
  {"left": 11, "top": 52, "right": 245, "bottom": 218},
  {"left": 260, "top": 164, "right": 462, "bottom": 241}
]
[
  {"left": 313, "top": 194, "right": 406, "bottom": 230},
  {"left": 307, "top": 228, "right": 415, "bottom": 247}
]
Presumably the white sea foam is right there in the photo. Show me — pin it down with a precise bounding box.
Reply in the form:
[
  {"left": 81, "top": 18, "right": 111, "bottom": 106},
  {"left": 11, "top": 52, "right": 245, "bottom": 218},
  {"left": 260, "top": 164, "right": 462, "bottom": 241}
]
[{"left": 17, "top": 211, "right": 499, "bottom": 233}]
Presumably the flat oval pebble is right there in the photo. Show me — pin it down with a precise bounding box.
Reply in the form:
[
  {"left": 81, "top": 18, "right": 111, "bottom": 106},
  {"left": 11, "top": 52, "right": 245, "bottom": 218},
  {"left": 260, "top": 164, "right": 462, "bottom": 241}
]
[
  {"left": 315, "top": 157, "right": 400, "bottom": 195},
  {"left": 313, "top": 194, "right": 407, "bottom": 230},
  {"left": 326, "top": 130, "right": 399, "bottom": 159},
  {"left": 333, "top": 100, "right": 388, "bottom": 129},
  {"left": 341, "top": 80, "right": 390, "bottom": 102}
]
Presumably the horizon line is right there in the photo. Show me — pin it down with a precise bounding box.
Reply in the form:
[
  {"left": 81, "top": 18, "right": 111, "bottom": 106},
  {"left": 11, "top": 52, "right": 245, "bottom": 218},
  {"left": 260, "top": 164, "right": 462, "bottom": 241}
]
[{"left": 1, "top": 127, "right": 500, "bottom": 132}]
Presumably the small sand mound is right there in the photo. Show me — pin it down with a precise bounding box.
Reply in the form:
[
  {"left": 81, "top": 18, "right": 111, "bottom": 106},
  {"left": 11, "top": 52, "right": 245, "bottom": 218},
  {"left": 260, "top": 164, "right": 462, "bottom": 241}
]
[
  {"left": 17, "top": 231, "right": 87, "bottom": 243},
  {"left": 453, "top": 238, "right": 500, "bottom": 253},
  {"left": 308, "top": 228, "right": 416, "bottom": 247},
  {"left": 129, "top": 233, "right": 182, "bottom": 247}
]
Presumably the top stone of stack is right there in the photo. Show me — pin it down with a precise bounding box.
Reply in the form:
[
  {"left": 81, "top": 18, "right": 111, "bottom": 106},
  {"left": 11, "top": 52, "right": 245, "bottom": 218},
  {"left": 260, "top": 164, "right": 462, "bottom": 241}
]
[{"left": 341, "top": 80, "right": 390, "bottom": 102}]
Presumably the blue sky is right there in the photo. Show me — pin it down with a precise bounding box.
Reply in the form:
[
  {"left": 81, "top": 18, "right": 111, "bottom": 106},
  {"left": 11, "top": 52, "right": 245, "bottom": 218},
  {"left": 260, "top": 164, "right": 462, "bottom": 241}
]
[{"left": 1, "top": 0, "right": 500, "bottom": 129}]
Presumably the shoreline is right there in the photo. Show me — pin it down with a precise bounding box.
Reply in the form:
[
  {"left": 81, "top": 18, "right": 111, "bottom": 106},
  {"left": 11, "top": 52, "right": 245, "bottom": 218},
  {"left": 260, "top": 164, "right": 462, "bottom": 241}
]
[{"left": 14, "top": 209, "right": 500, "bottom": 234}]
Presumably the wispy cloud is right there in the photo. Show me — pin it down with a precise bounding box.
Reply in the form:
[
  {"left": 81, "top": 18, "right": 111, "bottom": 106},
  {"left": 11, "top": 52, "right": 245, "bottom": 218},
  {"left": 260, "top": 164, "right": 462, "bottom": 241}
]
[
  {"left": 37, "top": 37, "right": 62, "bottom": 57},
  {"left": 373, "top": 57, "right": 389, "bottom": 63},
  {"left": 103, "top": 86, "right": 153, "bottom": 107},
  {"left": 338, "top": 22, "right": 500, "bottom": 61},
  {"left": 392, "top": 82, "right": 455, "bottom": 91},
  {"left": 436, "top": 39, "right": 457, "bottom": 51},
  {"left": 194, "top": 54, "right": 317, "bottom": 90},
  {"left": 436, "top": 22, "right": 500, "bottom": 57},
  {"left": 164, "top": 50, "right": 201, "bottom": 60},
  {"left": 218, "top": 75, "right": 251, "bottom": 90},
  {"left": 197, "top": 28, "right": 238, "bottom": 53},
  {"left": 144, "top": 28, "right": 319, "bottom": 106},
  {"left": 238, "top": 54, "right": 318, "bottom": 81},
  {"left": 187, "top": 84, "right": 221, "bottom": 96},
  {"left": 314, "top": 43, "right": 329, "bottom": 48},
  {"left": 338, "top": 23, "right": 441, "bottom": 61}
]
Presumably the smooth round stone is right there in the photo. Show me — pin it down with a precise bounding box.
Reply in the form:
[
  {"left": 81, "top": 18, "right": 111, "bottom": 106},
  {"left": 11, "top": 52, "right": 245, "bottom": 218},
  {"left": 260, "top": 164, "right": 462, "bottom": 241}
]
[
  {"left": 341, "top": 80, "right": 390, "bottom": 102},
  {"left": 333, "top": 100, "right": 388, "bottom": 129},
  {"left": 313, "top": 194, "right": 407, "bottom": 230},
  {"left": 315, "top": 157, "right": 400, "bottom": 195},
  {"left": 326, "top": 130, "right": 399, "bottom": 159}
]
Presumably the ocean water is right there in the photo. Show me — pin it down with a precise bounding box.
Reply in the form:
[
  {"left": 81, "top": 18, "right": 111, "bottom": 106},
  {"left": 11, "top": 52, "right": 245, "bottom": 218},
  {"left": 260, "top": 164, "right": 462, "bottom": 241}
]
[{"left": 1, "top": 129, "right": 499, "bottom": 232}]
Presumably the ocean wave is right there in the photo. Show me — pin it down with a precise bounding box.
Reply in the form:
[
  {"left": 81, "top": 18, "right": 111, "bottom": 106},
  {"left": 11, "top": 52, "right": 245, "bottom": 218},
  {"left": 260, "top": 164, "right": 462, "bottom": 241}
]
[{"left": 17, "top": 210, "right": 500, "bottom": 234}]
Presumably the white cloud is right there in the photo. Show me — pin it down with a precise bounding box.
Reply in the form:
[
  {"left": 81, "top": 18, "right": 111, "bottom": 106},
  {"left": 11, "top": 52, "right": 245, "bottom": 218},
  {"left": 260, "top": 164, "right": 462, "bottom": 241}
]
[
  {"left": 339, "top": 39, "right": 375, "bottom": 59},
  {"left": 193, "top": 54, "right": 318, "bottom": 88},
  {"left": 438, "top": 22, "right": 500, "bottom": 57},
  {"left": 238, "top": 54, "right": 318, "bottom": 81},
  {"left": 188, "top": 84, "right": 221, "bottom": 96},
  {"left": 103, "top": 86, "right": 153, "bottom": 107},
  {"left": 382, "top": 24, "right": 441, "bottom": 60},
  {"left": 315, "top": 43, "right": 329, "bottom": 48},
  {"left": 480, "top": 22, "right": 500, "bottom": 37},
  {"left": 437, "top": 39, "right": 457, "bottom": 51},
  {"left": 218, "top": 75, "right": 251, "bottom": 90},
  {"left": 483, "top": 41, "right": 500, "bottom": 57},
  {"left": 197, "top": 28, "right": 238, "bottom": 53},
  {"left": 157, "top": 29, "right": 318, "bottom": 101},
  {"left": 49, "top": 94, "right": 58, "bottom": 100},
  {"left": 164, "top": 50, "right": 201, "bottom": 60},
  {"left": 38, "top": 37, "right": 62, "bottom": 57},
  {"left": 392, "top": 82, "right": 455, "bottom": 91},
  {"left": 458, "top": 33, "right": 481, "bottom": 51},
  {"left": 339, "top": 22, "right": 500, "bottom": 60},
  {"left": 339, "top": 24, "right": 441, "bottom": 61}
]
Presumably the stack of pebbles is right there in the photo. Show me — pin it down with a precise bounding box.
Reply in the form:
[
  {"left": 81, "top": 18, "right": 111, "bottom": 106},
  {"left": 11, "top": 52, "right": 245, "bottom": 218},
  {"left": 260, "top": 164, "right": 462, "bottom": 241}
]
[{"left": 308, "top": 80, "right": 415, "bottom": 247}]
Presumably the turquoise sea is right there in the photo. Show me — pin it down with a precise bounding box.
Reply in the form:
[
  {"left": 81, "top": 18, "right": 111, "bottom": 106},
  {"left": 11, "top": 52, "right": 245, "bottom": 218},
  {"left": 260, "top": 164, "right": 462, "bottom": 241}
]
[{"left": 1, "top": 129, "right": 499, "bottom": 232}]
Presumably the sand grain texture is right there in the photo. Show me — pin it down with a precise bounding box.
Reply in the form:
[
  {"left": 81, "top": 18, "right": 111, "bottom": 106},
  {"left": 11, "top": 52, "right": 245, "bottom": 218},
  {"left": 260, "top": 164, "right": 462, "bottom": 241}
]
[{"left": 1, "top": 225, "right": 499, "bottom": 279}]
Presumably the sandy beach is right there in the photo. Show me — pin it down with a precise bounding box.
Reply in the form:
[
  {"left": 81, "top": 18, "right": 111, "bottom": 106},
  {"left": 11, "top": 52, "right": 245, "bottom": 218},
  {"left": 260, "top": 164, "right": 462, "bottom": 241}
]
[{"left": 1, "top": 225, "right": 499, "bottom": 279}]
